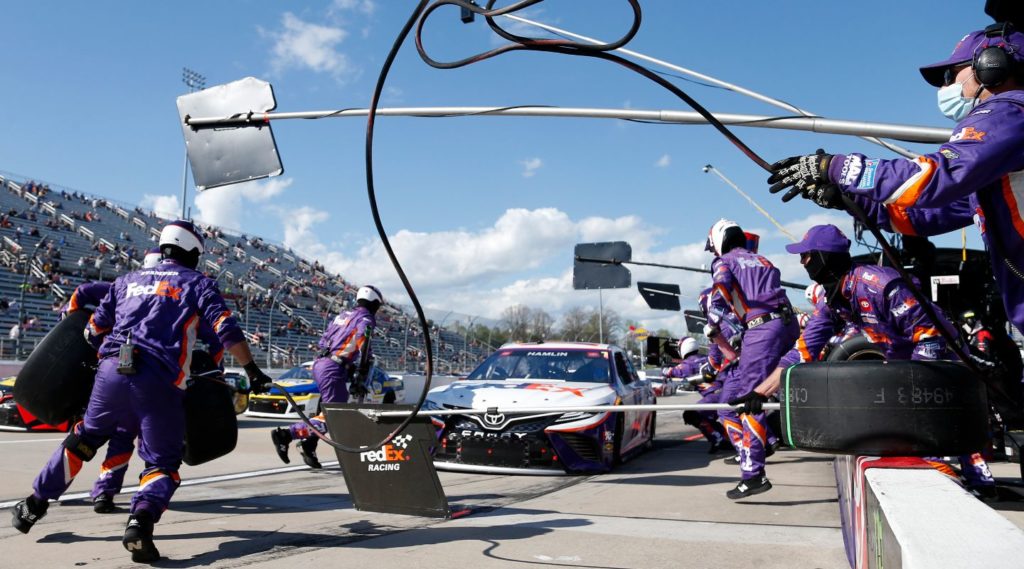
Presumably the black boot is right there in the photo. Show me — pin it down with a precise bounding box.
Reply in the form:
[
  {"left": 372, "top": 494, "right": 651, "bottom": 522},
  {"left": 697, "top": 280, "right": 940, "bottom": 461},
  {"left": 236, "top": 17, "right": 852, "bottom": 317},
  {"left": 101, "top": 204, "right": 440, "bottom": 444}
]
[
  {"left": 726, "top": 475, "right": 772, "bottom": 500},
  {"left": 299, "top": 437, "right": 323, "bottom": 469},
  {"left": 11, "top": 495, "right": 48, "bottom": 534},
  {"left": 123, "top": 511, "right": 160, "bottom": 563},
  {"left": 271, "top": 427, "right": 292, "bottom": 464},
  {"left": 93, "top": 494, "right": 116, "bottom": 514}
]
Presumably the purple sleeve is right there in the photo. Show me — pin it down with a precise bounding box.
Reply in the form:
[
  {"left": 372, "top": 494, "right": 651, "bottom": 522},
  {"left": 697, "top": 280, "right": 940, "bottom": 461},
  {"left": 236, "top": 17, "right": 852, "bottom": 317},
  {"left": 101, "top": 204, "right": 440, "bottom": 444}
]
[
  {"left": 883, "top": 283, "right": 949, "bottom": 357},
  {"left": 849, "top": 193, "right": 974, "bottom": 237},
  {"left": 830, "top": 101, "right": 1024, "bottom": 210},
  {"left": 778, "top": 302, "right": 838, "bottom": 368},
  {"left": 86, "top": 279, "right": 118, "bottom": 345},
  {"left": 707, "top": 260, "right": 735, "bottom": 330},
  {"left": 196, "top": 279, "right": 245, "bottom": 349}
]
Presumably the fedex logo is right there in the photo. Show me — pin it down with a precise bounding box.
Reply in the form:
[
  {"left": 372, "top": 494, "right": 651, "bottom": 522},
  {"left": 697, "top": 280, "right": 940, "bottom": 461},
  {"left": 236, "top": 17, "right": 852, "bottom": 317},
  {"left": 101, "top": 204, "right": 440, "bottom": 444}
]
[
  {"left": 126, "top": 281, "right": 182, "bottom": 301},
  {"left": 359, "top": 445, "right": 408, "bottom": 462},
  {"left": 360, "top": 435, "right": 413, "bottom": 471}
]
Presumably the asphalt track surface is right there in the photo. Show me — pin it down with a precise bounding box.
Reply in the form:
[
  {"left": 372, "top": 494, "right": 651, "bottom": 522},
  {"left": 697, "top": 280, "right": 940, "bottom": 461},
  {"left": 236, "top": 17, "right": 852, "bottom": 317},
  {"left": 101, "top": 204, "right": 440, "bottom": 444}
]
[{"left": 1, "top": 392, "right": 1022, "bottom": 569}]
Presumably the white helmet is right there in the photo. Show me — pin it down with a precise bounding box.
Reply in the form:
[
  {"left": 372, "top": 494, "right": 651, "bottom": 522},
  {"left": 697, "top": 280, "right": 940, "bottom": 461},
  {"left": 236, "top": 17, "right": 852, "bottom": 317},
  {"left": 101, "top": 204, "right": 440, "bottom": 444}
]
[
  {"left": 805, "top": 283, "right": 825, "bottom": 305},
  {"left": 678, "top": 337, "right": 698, "bottom": 358},
  {"left": 159, "top": 220, "right": 204, "bottom": 254},
  {"left": 142, "top": 247, "right": 163, "bottom": 269},
  {"left": 356, "top": 285, "right": 383, "bottom": 304},
  {"left": 705, "top": 219, "right": 742, "bottom": 257}
]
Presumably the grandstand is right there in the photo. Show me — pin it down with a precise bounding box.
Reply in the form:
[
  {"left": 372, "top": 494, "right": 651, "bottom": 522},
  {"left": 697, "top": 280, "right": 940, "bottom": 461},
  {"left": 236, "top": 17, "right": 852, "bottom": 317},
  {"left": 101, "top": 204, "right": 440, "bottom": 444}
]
[{"left": 0, "top": 173, "right": 492, "bottom": 372}]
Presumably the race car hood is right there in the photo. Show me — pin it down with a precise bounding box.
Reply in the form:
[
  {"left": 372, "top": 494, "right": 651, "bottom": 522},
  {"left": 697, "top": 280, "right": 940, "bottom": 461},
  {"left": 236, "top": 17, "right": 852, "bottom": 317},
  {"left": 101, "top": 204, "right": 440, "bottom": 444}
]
[
  {"left": 265, "top": 378, "right": 318, "bottom": 396},
  {"left": 427, "top": 379, "right": 616, "bottom": 410}
]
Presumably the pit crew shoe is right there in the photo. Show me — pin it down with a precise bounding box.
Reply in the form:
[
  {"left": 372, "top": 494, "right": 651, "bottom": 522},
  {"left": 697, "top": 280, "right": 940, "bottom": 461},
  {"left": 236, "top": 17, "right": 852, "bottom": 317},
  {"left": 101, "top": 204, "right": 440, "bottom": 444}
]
[
  {"left": 93, "top": 494, "right": 117, "bottom": 514},
  {"left": 11, "top": 495, "right": 48, "bottom": 534},
  {"left": 123, "top": 511, "right": 160, "bottom": 563},
  {"left": 726, "top": 476, "right": 772, "bottom": 500},
  {"left": 299, "top": 437, "right": 323, "bottom": 470},
  {"left": 969, "top": 485, "right": 999, "bottom": 503},
  {"left": 271, "top": 427, "right": 292, "bottom": 464},
  {"left": 723, "top": 454, "right": 741, "bottom": 465}
]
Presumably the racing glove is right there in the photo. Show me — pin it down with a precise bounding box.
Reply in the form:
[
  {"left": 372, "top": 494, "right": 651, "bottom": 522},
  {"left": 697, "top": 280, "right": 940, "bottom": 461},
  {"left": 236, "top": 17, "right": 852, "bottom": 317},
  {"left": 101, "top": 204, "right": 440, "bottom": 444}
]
[
  {"left": 349, "top": 377, "right": 369, "bottom": 400},
  {"left": 767, "top": 150, "right": 835, "bottom": 203},
  {"left": 728, "top": 390, "right": 768, "bottom": 415},
  {"left": 244, "top": 362, "right": 274, "bottom": 395}
]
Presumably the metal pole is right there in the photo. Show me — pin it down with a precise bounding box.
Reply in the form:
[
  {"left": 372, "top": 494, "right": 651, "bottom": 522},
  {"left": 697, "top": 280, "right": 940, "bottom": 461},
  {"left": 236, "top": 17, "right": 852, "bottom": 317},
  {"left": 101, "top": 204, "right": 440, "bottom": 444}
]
[
  {"left": 180, "top": 67, "right": 206, "bottom": 219},
  {"left": 500, "top": 13, "right": 918, "bottom": 159},
  {"left": 183, "top": 106, "right": 952, "bottom": 144},
  {"left": 598, "top": 289, "right": 604, "bottom": 344},
  {"left": 365, "top": 401, "right": 782, "bottom": 419}
]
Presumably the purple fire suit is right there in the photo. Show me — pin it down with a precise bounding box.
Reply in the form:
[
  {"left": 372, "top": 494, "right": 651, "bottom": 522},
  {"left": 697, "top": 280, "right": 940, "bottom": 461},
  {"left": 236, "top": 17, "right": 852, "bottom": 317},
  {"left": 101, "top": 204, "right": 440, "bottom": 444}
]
[
  {"left": 708, "top": 249, "right": 799, "bottom": 480},
  {"left": 32, "top": 259, "right": 244, "bottom": 521},
  {"left": 777, "top": 265, "right": 993, "bottom": 487},
  {"left": 828, "top": 91, "right": 1024, "bottom": 359},
  {"left": 288, "top": 306, "right": 376, "bottom": 441}
]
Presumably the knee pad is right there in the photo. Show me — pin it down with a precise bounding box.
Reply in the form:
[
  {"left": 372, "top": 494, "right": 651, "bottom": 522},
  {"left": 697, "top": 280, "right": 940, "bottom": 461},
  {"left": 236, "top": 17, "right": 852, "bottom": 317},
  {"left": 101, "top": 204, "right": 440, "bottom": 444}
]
[
  {"left": 63, "top": 430, "right": 98, "bottom": 462},
  {"left": 682, "top": 410, "right": 701, "bottom": 427}
]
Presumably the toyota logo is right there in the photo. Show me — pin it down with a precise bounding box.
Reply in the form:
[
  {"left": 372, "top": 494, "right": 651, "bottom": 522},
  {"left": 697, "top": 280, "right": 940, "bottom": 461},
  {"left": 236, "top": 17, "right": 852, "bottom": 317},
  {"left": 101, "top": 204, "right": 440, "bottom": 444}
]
[{"left": 483, "top": 412, "right": 506, "bottom": 427}]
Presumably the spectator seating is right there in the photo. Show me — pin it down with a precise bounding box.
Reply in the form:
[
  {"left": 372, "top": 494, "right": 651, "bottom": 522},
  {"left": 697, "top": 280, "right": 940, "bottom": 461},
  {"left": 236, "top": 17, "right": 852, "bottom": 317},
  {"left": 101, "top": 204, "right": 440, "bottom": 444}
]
[{"left": 0, "top": 174, "right": 493, "bottom": 371}]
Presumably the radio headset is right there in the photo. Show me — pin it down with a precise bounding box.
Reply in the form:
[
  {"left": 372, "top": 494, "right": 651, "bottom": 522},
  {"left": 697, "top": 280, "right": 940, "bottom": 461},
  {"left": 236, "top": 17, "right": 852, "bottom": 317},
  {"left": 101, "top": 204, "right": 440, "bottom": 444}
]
[{"left": 973, "top": 22, "right": 1019, "bottom": 88}]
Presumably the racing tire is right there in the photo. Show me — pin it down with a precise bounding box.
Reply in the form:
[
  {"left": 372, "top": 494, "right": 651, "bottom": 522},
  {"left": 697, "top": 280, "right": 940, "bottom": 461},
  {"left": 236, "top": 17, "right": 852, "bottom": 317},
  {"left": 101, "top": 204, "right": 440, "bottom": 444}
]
[
  {"left": 782, "top": 360, "right": 988, "bottom": 455},
  {"left": 645, "top": 411, "right": 657, "bottom": 450},
  {"left": 612, "top": 412, "right": 624, "bottom": 466},
  {"left": 383, "top": 391, "right": 396, "bottom": 405},
  {"left": 826, "top": 335, "right": 886, "bottom": 362}
]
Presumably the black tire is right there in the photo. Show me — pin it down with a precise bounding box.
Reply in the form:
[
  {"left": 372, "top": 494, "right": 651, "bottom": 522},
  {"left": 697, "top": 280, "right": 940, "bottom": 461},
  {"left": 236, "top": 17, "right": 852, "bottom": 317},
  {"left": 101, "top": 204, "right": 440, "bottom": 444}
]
[
  {"left": 826, "top": 334, "right": 886, "bottom": 362},
  {"left": 645, "top": 411, "right": 657, "bottom": 450},
  {"left": 383, "top": 391, "right": 396, "bottom": 404},
  {"left": 611, "top": 412, "right": 624, "bottom": 466},
  {"left": 784, "top": 360, "right": 988, "bottom": 455}
]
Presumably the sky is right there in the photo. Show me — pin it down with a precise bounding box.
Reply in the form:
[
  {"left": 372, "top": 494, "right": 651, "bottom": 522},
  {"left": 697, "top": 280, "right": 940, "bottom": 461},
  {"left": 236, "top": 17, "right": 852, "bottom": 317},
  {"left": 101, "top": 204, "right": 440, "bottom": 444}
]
[{"left": 0, "top": 1, "right": 998, "bottom": 336}]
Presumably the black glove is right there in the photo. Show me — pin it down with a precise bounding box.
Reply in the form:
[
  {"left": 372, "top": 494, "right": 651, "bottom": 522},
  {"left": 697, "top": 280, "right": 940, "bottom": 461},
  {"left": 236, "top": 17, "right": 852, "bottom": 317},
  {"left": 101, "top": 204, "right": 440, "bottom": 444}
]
[
  {"left": 349, "top": 378, "right": 368, "bottom": 399},
  {"left": 244, "top": 361, "right": 273, "bottom": 395},
  {"left": 699, "top": 362, "right": 717, "bottom": 382},
  {"left": 728, "top": 390, "right": 768, "bottom": 415},
  {"left": 767, "top": 150, "right": 834, "bottom": 202}
]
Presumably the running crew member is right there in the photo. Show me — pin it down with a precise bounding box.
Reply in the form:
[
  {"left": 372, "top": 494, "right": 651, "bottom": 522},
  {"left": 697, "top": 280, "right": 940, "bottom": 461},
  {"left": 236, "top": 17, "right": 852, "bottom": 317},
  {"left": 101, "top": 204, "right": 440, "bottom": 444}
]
[
  {"left": 11, "top": 220, "right": 273, "bottom": 564},
  {"left": 271, "top": 284, "right": 382, "bottom": 469},
  {"left": 666, "top": 335, "right": 730, "bottom": 452},
  {"left": 704, "top": 219, "right": 799, "bottom": 499},
  {"left": 733, "top": 225, "right": 996, "bottom": 497}
]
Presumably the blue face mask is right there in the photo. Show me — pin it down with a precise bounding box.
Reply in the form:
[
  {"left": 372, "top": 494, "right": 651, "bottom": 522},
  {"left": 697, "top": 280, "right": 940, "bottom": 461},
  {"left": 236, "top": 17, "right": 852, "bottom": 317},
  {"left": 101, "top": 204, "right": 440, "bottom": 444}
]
[{"left": 937, "top": 82, "right": 979, "bottom": 122}]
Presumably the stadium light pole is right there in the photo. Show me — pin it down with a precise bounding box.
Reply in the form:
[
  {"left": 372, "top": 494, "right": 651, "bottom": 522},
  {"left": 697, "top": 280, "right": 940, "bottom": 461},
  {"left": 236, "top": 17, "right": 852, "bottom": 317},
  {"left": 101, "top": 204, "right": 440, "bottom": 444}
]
[{"left": 180, "top": 67, "right": 206, "bottom": 220}]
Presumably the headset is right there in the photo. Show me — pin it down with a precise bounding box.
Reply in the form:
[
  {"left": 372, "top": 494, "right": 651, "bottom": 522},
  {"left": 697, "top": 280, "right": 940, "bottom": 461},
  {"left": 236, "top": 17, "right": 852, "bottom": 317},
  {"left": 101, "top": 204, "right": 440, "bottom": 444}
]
[{"left": 973, "top": 22, "right": 1020, "bottom": 87}]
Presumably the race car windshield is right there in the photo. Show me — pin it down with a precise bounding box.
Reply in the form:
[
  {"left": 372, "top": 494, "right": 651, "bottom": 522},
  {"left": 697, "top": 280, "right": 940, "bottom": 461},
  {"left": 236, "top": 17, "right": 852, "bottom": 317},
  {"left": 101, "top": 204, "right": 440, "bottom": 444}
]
[{"left": 467, "top": 350, "right": 611, "bottom": 383}]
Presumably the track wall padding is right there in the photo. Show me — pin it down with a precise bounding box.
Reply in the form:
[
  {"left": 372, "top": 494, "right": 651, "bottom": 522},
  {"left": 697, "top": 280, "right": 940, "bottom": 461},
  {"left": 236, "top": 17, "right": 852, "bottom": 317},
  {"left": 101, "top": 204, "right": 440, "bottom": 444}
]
[{"left": 835, "top": 455, "right": 1024, "bottom": 569}]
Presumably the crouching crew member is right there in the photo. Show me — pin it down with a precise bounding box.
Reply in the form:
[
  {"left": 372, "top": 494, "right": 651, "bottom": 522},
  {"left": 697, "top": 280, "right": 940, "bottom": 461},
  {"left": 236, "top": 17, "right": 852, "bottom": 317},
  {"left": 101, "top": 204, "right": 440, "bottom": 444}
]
[
  {"left": 11, "top": 221, "right": 273, "bottom": 564},
  {"left": 271, "top": 285, "right": 382, "bottom": 469},
  {"left": 734, "top": 224, "right": 996, "bottom": 499},
  {"left": 704, "top": 219, "right": 799, "bottom": 499}
]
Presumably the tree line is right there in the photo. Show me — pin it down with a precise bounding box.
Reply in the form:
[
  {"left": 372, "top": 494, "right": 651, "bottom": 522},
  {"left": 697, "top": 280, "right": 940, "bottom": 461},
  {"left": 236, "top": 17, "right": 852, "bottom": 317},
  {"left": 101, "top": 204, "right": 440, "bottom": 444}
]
[{"left": 448, "top": 304, "right": 674, "bottom": 354}]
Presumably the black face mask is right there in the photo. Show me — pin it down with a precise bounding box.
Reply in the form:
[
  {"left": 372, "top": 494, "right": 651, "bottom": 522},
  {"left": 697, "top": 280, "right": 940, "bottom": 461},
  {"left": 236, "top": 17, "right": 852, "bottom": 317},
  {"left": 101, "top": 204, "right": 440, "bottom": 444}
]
[{"left": 802, "top": 251, "right": 851, "bottom": 308}]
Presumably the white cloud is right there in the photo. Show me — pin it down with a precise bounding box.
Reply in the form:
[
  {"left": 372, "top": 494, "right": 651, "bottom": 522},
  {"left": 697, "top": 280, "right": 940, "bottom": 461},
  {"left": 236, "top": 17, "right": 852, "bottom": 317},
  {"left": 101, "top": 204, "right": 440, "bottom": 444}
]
[
  {"left": 264, "top": 13, "right": 353, "bottom": 79},
  {"left": 779, "top": 211, "right": 855, "bottom": 242},
  {"left": 331, "top": 0, "right": 375, "bottom": 15},
  {"left": 140, "top": 194, "right": 180, "bottom": 220},
  {"left": 194, "top": 177, "right": 292, "bottom": 232},
  {"left": 520, "top": 157, "right": 543, "bottom": 178},
  {"left": 655, "top": 154, "right": 671, "bottom": 168}
]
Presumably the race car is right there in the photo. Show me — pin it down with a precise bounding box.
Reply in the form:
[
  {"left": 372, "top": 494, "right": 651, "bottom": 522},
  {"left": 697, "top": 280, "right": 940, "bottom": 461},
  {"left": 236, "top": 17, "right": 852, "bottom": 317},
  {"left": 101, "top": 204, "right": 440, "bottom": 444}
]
[
  {"left": 245, "top": 361, "right": 405, "bottom": 419},
  {"left": 426, "top": 342, "right": 657, "bottom": 475},
  {"left": 0, "top": 376, "right": 74, "bottom": 432},
  {"left": 647, "top": 372, "right": 678, "bottom": 397}
]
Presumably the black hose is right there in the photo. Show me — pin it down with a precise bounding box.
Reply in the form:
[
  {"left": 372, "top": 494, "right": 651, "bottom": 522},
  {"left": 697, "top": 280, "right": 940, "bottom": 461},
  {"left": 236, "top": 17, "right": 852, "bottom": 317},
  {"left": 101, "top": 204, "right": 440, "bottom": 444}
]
[{"left": 410, "top": 0, "right": 1021, "bottom": 410}]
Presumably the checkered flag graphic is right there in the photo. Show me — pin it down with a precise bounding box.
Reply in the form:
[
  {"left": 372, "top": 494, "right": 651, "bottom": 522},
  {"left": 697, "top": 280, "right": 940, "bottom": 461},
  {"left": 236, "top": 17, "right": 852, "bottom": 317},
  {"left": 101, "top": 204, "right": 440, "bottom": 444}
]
[{"left": 392, "top": 434, "right": 413, "bottom": 449}]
